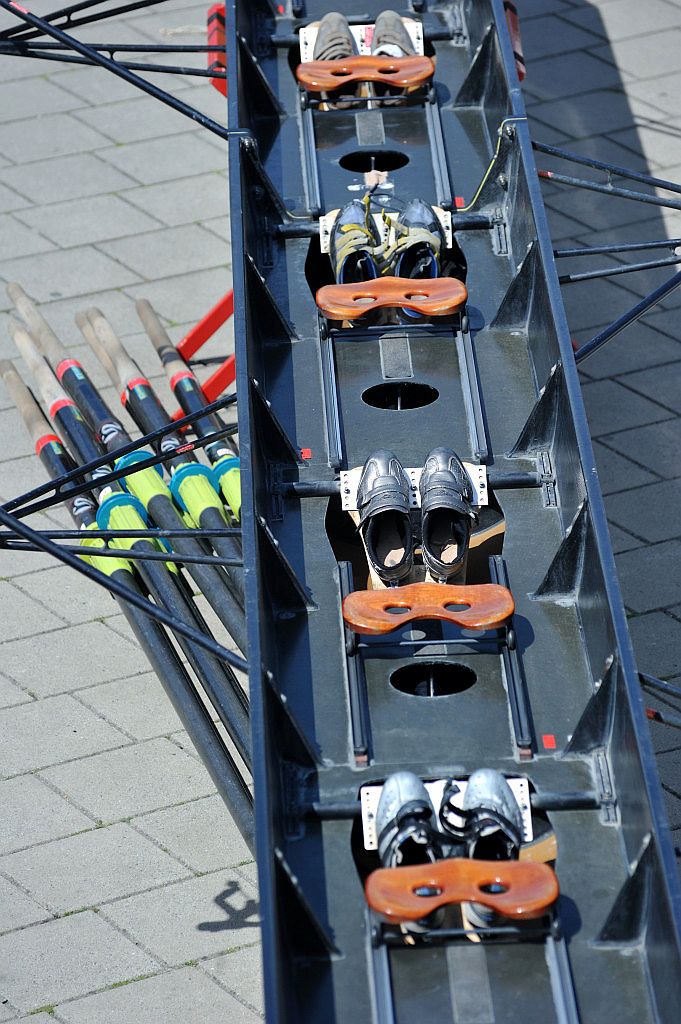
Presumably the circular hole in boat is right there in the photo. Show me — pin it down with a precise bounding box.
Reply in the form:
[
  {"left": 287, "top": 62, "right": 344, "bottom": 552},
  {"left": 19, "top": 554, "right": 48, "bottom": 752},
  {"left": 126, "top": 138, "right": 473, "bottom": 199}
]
[
  {"left": 386, "top": 605, "right": 409, "bottom": 614},
  {"left": 390, "top": 661, "right": 476, "bottom": 697},
  {"left": 339, "top": 150, "right": 410, "bottom": 174},
  {"left": 362, "top": 382, "right": 439, "bottom": 411},
  {"left": 414, "top": 885, "right": 441, "bottom": 898},
  {"left": 479, "top": 882, "right": 508, "bottom": 895}
]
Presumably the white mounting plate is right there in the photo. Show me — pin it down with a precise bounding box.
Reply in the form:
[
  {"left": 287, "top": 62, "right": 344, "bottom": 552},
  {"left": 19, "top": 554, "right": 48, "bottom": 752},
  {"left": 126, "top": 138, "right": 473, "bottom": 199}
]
[
  {"left": 360, "top": 777, "right": 533, "bottom": 851},
  {"left": 319, "top": 207, "right": 452, "bottom": 254},
  {"left": 299, "top": 18, "right": 424, "bottom": 65},
  {"left": 340, "top": 464, "right": 487, "bottom": 512}
]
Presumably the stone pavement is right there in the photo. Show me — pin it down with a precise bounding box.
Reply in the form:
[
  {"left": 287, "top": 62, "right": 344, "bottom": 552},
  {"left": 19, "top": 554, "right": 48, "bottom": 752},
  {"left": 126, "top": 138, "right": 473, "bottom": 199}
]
[{"left": 0, "top": 0, "right": 680, "bottom": 1019}]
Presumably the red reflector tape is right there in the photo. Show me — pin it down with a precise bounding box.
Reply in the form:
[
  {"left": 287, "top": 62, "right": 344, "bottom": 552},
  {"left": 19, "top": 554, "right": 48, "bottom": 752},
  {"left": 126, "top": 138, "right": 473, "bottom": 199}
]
[
  {"left": 35, "top": 433, "right": 61, "bottom": 455},
  {"left": 55, "top": 358, "right": 81, "bottom": 382},
  {"left": 542, "top": 734, "right": 557, "bottom": 750},
  {"left": 454, "top": 196, "right": 465, "bottom": 209},
  {"left": 49, "top": 398, "right": 76, "bottom": 418},
  {"left": 300, "top": 448, "right": 312, "bottom": 460},
  {"left": 169, "top": 369, "right": 195, "bottom": 391}
]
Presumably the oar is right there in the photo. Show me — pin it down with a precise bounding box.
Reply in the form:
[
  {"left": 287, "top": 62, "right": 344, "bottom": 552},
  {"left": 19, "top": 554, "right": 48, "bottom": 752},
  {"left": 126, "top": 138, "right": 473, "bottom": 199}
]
[
  {"left": 135, "top": 298, "right": 241, "bottom": 520},
  {"left": 0, "top": 359, "right": 254, "bottom": 848},
  {"left": 10, "top": 324, "right": 251, "bottom": 769},
  {"left": 83, "top": 308, "right": 245, "bottom": 601}
]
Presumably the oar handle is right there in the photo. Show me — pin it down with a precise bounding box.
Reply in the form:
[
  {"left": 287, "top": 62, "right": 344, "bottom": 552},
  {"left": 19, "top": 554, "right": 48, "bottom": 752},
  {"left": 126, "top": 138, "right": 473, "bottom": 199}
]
[
  {"left": 6, "top": 282, "right": 67, "bottom": 368},
  {"left": 85, "top": 308, "right": 140, "bottom": 393},
  {"left": 136, "top": 298, "right": 188, "bottom": 381},
  {"left": 75, "top": 310, "right": 117, "bottom": 384},
  {"left": 0, "top": 359, "right": 52, "bottom": 447},
  {"left": 9, "top": 320, "right": 67, "bottom": 412}
]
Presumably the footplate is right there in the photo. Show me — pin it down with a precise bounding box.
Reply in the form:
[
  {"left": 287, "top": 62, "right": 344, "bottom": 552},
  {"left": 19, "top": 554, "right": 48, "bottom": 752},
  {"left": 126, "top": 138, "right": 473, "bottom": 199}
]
[
  {"left": 342, "top": 582, "right": 514, "bottom": 635},
  {"left": 296, "top": 54, "right": 434, "bottom": 93},
  {"left": 366, "top": 858, "right": 559, "bottom": 923},
  {"left": 316, "top": 276, "right": 467, "bottom": 321}
]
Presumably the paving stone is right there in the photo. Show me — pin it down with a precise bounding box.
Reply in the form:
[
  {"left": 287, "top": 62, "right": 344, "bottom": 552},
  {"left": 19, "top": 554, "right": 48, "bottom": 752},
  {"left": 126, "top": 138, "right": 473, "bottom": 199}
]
[
  {"left": 626, "top": 74, "right": 681, "bottom": 118},
  {"left": 104, "top": 869, "right": 260, "bottom": 965},
  {"left": 0, "top": 675, "right": 31, "bottom": 710},
  {"left": 574, "top": 323, "right": 681, "bottom": 381},
  {"left": 75, "top": 93, "right": 204, "bottom": 146},
  {"left": 604, "top": 419, "right": 681, "bottom": 478},
  {"left": 99, "top": 224, "right": 226, "bottom": 280},
  {"left": 0, "top": 78, "right": 81, "bottom": 125},
  {"left": 0, "top": 215, "right": 55, "bottom": 261},
  {"left": 616, "top": 541, "right": 681, "bottom": 612},
  {"left": 642, "top": 689, "right": 681, "bottom": 756},
  {"left": 612, "top": 123, "right": 681, "bottom": 174},
  {"left": 530, "top": 91, "right": 663, "bottom": 142},
  {"left": 627, "top": 611, "right": 681, "bottom": 679},
  {"left": 0, "top": 247, "right": 140, "bottom": 304},
  {"left": 0, "top": 155, "right": 136, "bottom": 206},
  {"left": 581, "top": 379, "right": 672, "bottom": 437},
  {"left": 133, "top": 795, "right": 250, "bottom": 873},
  {"left": 592, "top": 440, "right": 658, "bottom": 496},
  {"left": 522, "top": 50, "right": 631, "bottom": 103},
  {"left": 659, "top": 781, "right": 681, "bottom": 830},
  {"left": 593, "top": 29, "right": 681, "bottom": 81},
  {"left": 52, "top": 66, "right": 157, "bottom": 106},
  {"left": 621, "top": 360, "right": 681, "bottom": 415},
  {"left": 0, "top": 774, "right": 93, "bottom": 855},
  {"left": 201, "top": 944, "right": 263, "bottom": 1015},
  {"left": 565, "top": 0, "right": 681, "bottom": 42},
  {"left": 124, "top": 266, "right": 231, "bottom": 324},
  {"left": 13, "top": 566, "right": 121, "bottom": 627},
  {"left": 99, "top": 134, "right": 223, "bottom": 186},
  {"left": 0, "top": 113, "right": 110, "bottom": 164},
  {"left": 41, "top": 738, "right": 214, "bottom": 820},
  {"left": 0, "top": 621, "right": 143, "bottom": 696},
  {"left": 0, "top": 579, "right": 65, "bottom": 641},
  {"left": 0, "top": 875, "right": 50, "bottom": 933},
  {"left": 518, "top": 15, "right": 600, "bottom": 59},
  {"left": 9, "top": 287, "right": 145, "bottom": 343},
  {"left": 2, "top": 822, "right": 188, "bottom": 914},
  {"left": 78, "top": 672, "right": 183, "bottom": 740},
  {"left": 607, "top": 480, "right": 681, "bottom": 543},
  {"left": 607, "top": 522, "right": 641, "bottom": 555},
  {"left": 16, "top": 195, "right": 162, "bottom": 248},
  {"left": 0, "top": 182, "right": 29, "bottom": 215},
  {"left": 122, "top": 172, "right": 229, "bottom": 228},
  {"left": 0, "top": 695, "right": 126, "bottom": 777},
  {"left": 561, "top": 278, "right": 641, "bottom": 335},
  {"left": 0, "top": 911, "right": 158, "bottom": 1012},
  {"left": 58, "top": 966, "right": 260, "bottom": 1024},
  {"left": 203, "top": 216, "right": 232, "bottom": 243}
]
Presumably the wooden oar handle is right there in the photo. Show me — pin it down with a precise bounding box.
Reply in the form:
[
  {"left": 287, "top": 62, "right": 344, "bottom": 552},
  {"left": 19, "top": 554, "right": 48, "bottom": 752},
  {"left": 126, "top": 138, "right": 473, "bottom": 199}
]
[
  {"left": 342, "top": 582, "right": 514, "bottom": 635},
  {"left": 296, "top": 54, "right": 434, "bottom": 93},
  {"left": 7, "top": 282, "right": 66, "bottom": 369},
  {"left": 316, "top": 276, "right": 467, "bottom": 321},
  {"left": 365, "top": 858, "right": 559, "bottom": 923}
]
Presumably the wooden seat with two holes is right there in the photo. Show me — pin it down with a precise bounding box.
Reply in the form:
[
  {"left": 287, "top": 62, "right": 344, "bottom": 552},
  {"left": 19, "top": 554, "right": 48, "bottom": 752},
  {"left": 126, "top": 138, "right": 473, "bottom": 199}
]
[
  {"left": 296, "top": 54, "right": 435, "bottom": 94},
  {"left": 342, "top": 581, "right": 515, "bottom": 635},
  {"left": 316, "top": 276, "right": 468, "bottom": 321}
]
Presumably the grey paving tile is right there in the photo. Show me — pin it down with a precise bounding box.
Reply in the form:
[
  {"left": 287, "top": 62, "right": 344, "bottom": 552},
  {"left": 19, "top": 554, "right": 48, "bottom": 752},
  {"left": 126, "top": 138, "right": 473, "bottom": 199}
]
[
  {"left": 0, "top": 247, "right": 140, "bottom": 303},
  {"left": 0, "top": 911, "right": 158, "bottom": 1012},
  {"left": 0, "top": 408, "right": 37, "bottom": 459},
  {"left": 0, "top": 113, "right": 110, "bottom": 164},
  {"left": 75, "top": 93, "right": 203, "bottom": 146},
  {"left": 561, "top": 279, "right": 640, "bottom": 334},
  {"left": 622, "top": 360, "right": 681, "bottom": 414},
  {"left": 0, "top": 579, "right": 65, "bottom": 640},
  {"left": 0, "top": 621, "right": 144, "bottom": 696},
  {"left": 574, "top": 322, "right": 681, "bottom": 380},
  {"left": 0, "top": 182, "right": 28, "bottom": 215},
  {"left": 99, "top": 134, "right": 223, "bottom": 186},
  {"left": 201, "top": 944, "right": 263, "bottom": 1016},
  {"left": 78, "top": 672, "right": 183, "bottom": 740},
  {"left": 522, "top": 50, "right": 631, "bottom": 103},
  {"left": 612, "top": 122, "right": 681, "bottom": 174},
  {"left": 628, "top": 611, "right": 681, "bottom": 678},
  {"left": 0, "top": 774, "right": 93, "bottom": 854},
  {"left": 616, "top": 540, "right": 681, "bottom": 612},
  {"left": 607, "top": 522, "right": 642, "bottom": 554},
  {"left": 41, "top": 738, "right": 214, "bottom": 820},
  {"left": 592, "top": 440, "right": 659, "bottom": 495},
  {"left": 604, "top": 419, "right": 681, "bottom": 478},
  {"left": 124, "top": 266, "right": 231, "bottom": 324},
  {"left": 607, "top": 479, "right": 681, "bottom": 542},
  {"left": 16, "top": 195, "right": 162, "bottom": 248},
  {"left": 51, "top": 66, "right": 155, "bottom": 106},
  {"left": 593, "top": 30, "right": 681, "bottom": 81},
  {"left": 564, "top": 0, "right": 681, "bottom": 42},
  {"left": 626, "top": 74, "right": 681, "bottom": 118},
  {"left": 8, "top": 288, "right": 145, "bottom": 343},
  {"left": 99, "top": 224, "right": 226, "bottom": 279},
  {"left": 58, "top": 965, "right": 260, "bottom": 1024},
  {"left": 0, "top": 154, "right": 136, "bottom": 205},
  {"left": 0, "top": 79, "right": 82, "bottom": 125},
  {"left": 520, "top": 14, "right": 601, "bottom": 59},
  {"left": 530, "top": 91, "right": 662, "bottom": 142},
  {"left": 122, "top": 172, "right": 229, "bottom": 228},
  {"left": 2, "top": 822, "right": 188, "bottom": 913},
  {"left": 0, "top": 875, "right": 50, "bottom": 933},
  {"left": 12, "top": 566, "right": 120, "bottom": 627},
  {"left": 202, "top": 216, "right": 231, "bottom": 243},
  {"left": 0, "top": 695, "right": 126, "bottom": 777},
  {"left": 104, "top": 870, "right": 259, "bottom": 966},
  {"left": 581, "top": 379, "right": 672, "bottom": 436},
  {"left": 0, "top": 674, "right": 31, "bottom": 709},
  {"left": 0, "top": 215, "right": 55, "bottom": 261},
  {"left": 133, "top": 795, "right": 250, "bottom": 873}
]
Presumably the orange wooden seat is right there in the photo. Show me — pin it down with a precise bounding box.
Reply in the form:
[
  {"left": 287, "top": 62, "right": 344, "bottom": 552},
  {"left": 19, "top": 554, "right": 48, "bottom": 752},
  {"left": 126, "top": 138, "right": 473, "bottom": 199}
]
[
  {"left": 366, "top": 858, "right": 559, "bottom": 924},
  {"left": 316, "top": 276, "right": 467, "bottom": 321},
  {"left": 342, "top": 581, "right": 514, "bottom": 635},
  {"left": 296, "top": 54, "right": 434, "bottom": 93}
]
